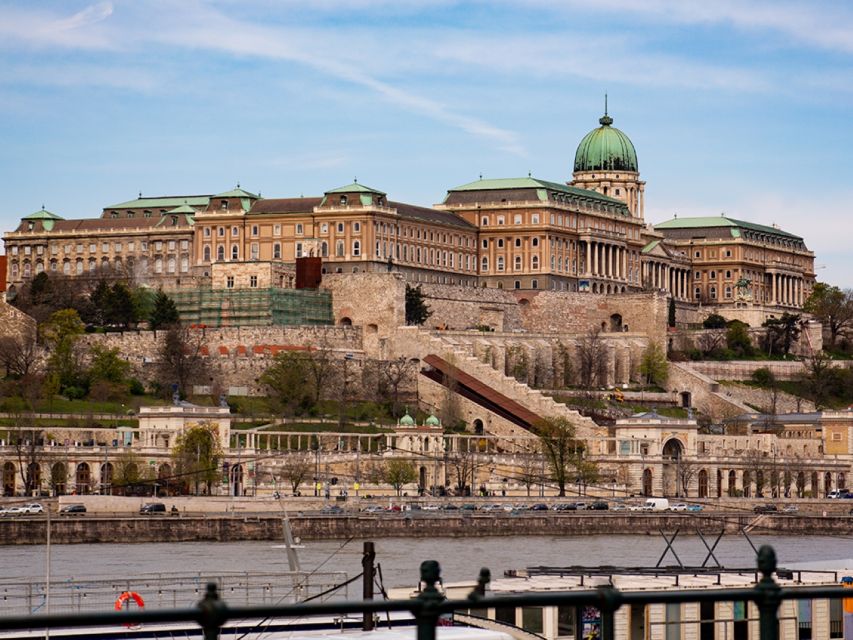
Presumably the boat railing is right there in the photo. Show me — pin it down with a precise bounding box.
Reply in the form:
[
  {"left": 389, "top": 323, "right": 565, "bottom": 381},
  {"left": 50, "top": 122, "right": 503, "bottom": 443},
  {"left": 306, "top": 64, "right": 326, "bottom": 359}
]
[{"left": 0, "top": 545, "right": 849, "bottom": 640}]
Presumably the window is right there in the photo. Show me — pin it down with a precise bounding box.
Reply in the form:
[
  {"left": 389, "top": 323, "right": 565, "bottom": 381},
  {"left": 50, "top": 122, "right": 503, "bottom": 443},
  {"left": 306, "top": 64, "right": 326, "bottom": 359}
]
[
  {"left": 531, "top": 255, "right": 539, "bottom": 270},
  {"left": 249, "top": 275, "right": 258, "bottom": 288},
  {"left": 226, "top": 276, "right": 234, "bottom": 288},
  {"left": 321, "top": 241, "right": 328, "bottom": 257},
  {"left": 273, "top": 243, "right": 281, "bottom": 259},
  {"left": 62, "top": 261, "right": 70, "bottom": 275},
  {"left": 336, "top": 241, "right": 344, "bottom": 257},
  {"left": 180, "top": 240, "right": 188, "bottom": 250},
  {"left": 218, "top": 227, "right": 225, "bottom": 237},
  {"left": 352, "top": 240, "right": 361, "bottom": 256},
  {"left": 725, "top": 270, "right": 732, "bottom": 279},
  {"left": 695, "top": 286, "right": 701, "bottom": 299},
  {"left": 514, "top": 256, "right": 522, "bottom": 271},
  {"left": 514, "top": 280, "right": 520, "bottom": 289},
  {"left": 497, "top": 215, "right": 505, "bottom": 225},
  {"left": 180, "top": 257, "right": 188, "bottom": 272},
  {"left": 273, "top": 224, "right": 281, "bottom": 236},
  {"left": 481, "top": 216, "right": 488, "bottom": 226},
  {"left": 232, "top": 226, "right": 239, "bottom": 236},
  {"left": 710, "top": 270, "right": 716, "bottom": 279},
  {"left": 694, "top": 250, "right": 700, "bottom": 258},
  {"left": 154, "top": 257, "right": 163, "bottom": 274},
  {"left": 514, "top": 214, "right": 522, "bottom": 224},
  {"left": 353, "top": 222, "right": 361, "bottom": 233},
  {"left": 710, "top": 286, "right": 717, "bottom": 299},
  {"left": 217, "top": 246, "right": 225, "bottom": 261},
  {"left": 695, "top": 271, "right": 701, "bottom": 279},
  {"left": 168, "top": 240, "right": 176, "bottom": 251},
  {"left": 143, "top": 210, "right": 151, "bottom": 218},
  {"left": 531, "top": 214, "right": 539, "bottom": 224},
  {"left": 321, "top": 223, "right": 329, "bottom": 234},
  {"left": 231, "top": 245, "right": 239, "bottom": 260},
  {"left": 515, "top": 238, "right": 522, "bottom": 248},
  {"left": 220, "top": 200, "right": 228, "bottom": 210},
  {"left": 531, "top": 279, "right": 538, "bottom": 289},
  {"left": 725, "top": 249, "right": 732, "bottom": 257},
  {"left": 76, "top": 260, "right": 83, "bottom": 275},
  {"left": 154, "top": 241, "right": 162, "bottom": 251},
  {"left": 203, "top": 246, "right": 211, "bottom": 262},
  {"left": 340, "top": 195, "right": 348, "bottom": 206},
  {"left": 481, "top": 256, "right": 489, "bottom": 271},
  {"left": 482, "top": 239, "right": 488, "bottom": 249},
  {"left": 532, "top": 237, "right": 539, "bottom": 247},
  {"left": 296, "top": 223, "right": 304, "bottom": 235},
  {"left": 725, "top": 286, "right": 732, "bottom": 298},
  {"left": 337, "top": 222, "right": 344, "bottom": 233},
  {"left": 166, "top": 257, "right": 176, "bottom": 273},
  {"left": 665, "top": 603, "right": 681, "bottom": 640},
  {"left": 497, "top": 239, "right": 504, "bottom": 248},
  {"left": 497, "top": 256, "right": 505, "bottom": 271},
  {"left": 251, "top": 225, "right": 259, "bottom": 236}
]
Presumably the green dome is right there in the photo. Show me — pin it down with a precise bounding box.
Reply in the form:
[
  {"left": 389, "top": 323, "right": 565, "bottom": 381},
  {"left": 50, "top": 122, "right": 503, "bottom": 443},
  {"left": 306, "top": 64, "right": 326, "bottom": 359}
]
[
  {"left": 574, "top": 112, "right": 638, "bottom": 173},
  {"left": 425, "top": 414, "right": 440, "bottom": 427},
  {"left": 398, "top": 412, "right": 415, "bottom": 427}
]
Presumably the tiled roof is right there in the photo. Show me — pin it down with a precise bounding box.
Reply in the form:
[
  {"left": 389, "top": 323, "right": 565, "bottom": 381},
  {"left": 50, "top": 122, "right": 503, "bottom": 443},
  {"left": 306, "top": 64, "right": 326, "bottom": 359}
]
[
  {"left": 104, "top": 195, "right": 211, "bottom": 209},
  {"left": 391, "top": 201, "right": 474, "bottom": 229},
  {"left": 445, "top": 176, "right": 625, "bottom": 205},
  {"left": 655, "top": 215, "right": 803, "bottom": 240},
  {"left": 325, "top": 182, "right": 385, "bottom": 195},
  {"left": 248, "top": 198, "right": 323, "bottom": 215}
]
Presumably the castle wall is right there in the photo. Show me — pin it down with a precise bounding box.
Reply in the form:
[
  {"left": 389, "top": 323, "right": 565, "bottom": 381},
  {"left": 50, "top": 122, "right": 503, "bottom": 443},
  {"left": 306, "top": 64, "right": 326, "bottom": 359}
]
[{"left": 0, "top": 295, "right": 36, "bottom": 340}]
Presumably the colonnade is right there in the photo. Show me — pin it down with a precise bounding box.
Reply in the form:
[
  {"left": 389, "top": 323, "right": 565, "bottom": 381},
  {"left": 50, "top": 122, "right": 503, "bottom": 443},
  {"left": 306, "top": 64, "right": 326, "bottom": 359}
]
[
  {"left": 583, "top": 241, "right": 629, "bottom": 280},
  {"left": 769, "top": 272, "right": 805, "bottom": 307}
]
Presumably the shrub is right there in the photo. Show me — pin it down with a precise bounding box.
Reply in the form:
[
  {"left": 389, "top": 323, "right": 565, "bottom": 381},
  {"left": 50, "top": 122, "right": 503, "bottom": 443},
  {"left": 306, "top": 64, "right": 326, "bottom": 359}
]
[
  {"left": 703, "top": 314, "right": 727, "bottom": 329},
  {"left": 128, "top": 378, "right": 145, "bottom": 395},
  {"left": 750, "top": 367, "right": 774, "bottom": 386}
]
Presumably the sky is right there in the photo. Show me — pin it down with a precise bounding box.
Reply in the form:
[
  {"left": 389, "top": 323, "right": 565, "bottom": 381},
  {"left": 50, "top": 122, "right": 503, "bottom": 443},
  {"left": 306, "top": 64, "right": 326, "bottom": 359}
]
[{"left": 1, "top": 0, "right": 852, "bottom": 286}]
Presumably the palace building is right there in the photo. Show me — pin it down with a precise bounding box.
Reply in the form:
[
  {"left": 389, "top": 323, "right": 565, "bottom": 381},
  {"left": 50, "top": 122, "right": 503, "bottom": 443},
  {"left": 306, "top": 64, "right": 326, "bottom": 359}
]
[{"left": 2, "top": 110, "right": 815, "bottom": 320}]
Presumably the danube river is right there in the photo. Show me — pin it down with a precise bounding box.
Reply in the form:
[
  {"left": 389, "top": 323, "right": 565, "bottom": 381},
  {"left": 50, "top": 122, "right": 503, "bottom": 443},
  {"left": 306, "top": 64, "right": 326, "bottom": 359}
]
[{"left": 4, "top": 534, "right": 853, "bottom": 589}]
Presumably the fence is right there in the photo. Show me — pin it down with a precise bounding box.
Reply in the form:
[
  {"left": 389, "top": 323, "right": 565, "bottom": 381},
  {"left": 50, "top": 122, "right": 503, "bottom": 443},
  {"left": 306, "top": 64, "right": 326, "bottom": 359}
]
[{"left": 0, "top": 545, "right": 848, "bottom": 640}]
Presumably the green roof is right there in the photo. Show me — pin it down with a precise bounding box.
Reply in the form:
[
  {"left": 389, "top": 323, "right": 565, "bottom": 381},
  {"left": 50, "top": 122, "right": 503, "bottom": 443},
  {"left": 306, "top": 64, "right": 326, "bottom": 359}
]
[
  {"left": 641, "top": 240, "right": 661, "bottom": 254},
  {"left": 574, "top": 112, "right": 638, "bottom": 173},
  {"left": 213, "top": 187, "right": 260, "bottom": 199},
  {"left": 105, "top": 195, "right": 210, "bottom": 209},
  {"left": 325, "top": 182, "right": 385, "bottom": 195},
  {"left": 445, "top": 176, "right": 626, "bottom": 206},
  {"left": 166, "top": 204, "right": 197, "bottom": 214},
  {"left": 23, "top": 208, "right": 63, "bottom": 221},
  {"left": 655, "top": 215, "right": 803, "bottom": 240}
]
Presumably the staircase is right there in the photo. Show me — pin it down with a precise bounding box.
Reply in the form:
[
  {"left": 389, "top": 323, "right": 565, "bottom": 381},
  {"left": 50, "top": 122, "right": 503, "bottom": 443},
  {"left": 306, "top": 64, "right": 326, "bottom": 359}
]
[{"left": 394, "top": 327, "right": 604, "bottom": 439}]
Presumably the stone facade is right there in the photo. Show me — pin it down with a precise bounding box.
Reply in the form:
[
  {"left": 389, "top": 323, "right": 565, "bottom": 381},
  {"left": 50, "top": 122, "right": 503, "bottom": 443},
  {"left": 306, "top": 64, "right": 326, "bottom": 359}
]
[{"left": 0, "top": 295, "right": 36, "bottom": 340}]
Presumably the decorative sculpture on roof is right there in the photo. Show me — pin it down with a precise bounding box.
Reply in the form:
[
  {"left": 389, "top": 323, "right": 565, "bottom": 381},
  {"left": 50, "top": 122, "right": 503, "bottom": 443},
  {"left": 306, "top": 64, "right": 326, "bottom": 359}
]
[{"left": 735, "top": 277, "right": 753, "bottom": 301}]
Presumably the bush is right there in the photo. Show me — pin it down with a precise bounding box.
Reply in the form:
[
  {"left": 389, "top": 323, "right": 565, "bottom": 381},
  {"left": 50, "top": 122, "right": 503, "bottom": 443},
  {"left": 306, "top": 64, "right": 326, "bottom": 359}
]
[
  {"left": 128, "top": 378, "right": 145, "bottom": 395},
  {"left": 750, "top": 367, "right": 774, "bottom": 386},
  {"left": 703, "top": 314, "right": 727, "bottom": 329},
  {"left": 726, "top": 321, "right": 753, "bottom": 357},
  {"left": 64, "top": 386, "right": 86, "bottom": 400}
]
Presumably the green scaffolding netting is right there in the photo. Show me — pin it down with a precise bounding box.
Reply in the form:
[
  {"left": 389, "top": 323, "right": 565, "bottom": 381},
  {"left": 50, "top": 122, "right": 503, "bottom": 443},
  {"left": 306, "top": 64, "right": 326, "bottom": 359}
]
[{"left": 166, "top": 288, "right": 333, "bottom": 327}]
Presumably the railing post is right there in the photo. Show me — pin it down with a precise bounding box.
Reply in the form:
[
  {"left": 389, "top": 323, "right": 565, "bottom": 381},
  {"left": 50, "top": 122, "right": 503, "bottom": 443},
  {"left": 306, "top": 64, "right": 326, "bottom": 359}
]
[
  {"left": 415, "top": 561, "right": 445, "bottom": 640},
  {"left": 197, "top": 582, "right": 227, "bottom": 640},
  {"left": 597, "top": 585, "right": 622, "bottom": 640},
  {"left": 755, "top": 545, "right": 781, "bottom": 640}
]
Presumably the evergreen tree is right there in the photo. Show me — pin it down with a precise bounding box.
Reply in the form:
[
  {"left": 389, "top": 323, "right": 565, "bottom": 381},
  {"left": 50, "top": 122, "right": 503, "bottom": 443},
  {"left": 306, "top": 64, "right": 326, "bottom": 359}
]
[
  {"left": 405, "top": 284, "right": 432, "bottom": 326},
  {"left": 149, "top": 289, "right": 180, "bottom": 330},
  {"left": 108, "top": 282, "right": 136, "bottom": 328},
  {"left": 668, "top": 297, "right": 676, "bottom": 327}
]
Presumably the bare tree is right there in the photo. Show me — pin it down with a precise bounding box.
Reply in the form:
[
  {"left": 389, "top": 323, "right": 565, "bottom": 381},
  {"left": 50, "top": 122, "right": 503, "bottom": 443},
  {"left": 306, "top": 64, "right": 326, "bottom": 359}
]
[
  {"left": 696, "top": 330, "right": 726, "bottom": 356},
  {"left": 516, "top": 452, "right": 542, "bottom": 497},
  {"left": 305, "top": 341, "right": 338, "bottom": 405},
  {"left": 158, "top": 325, "right": 208, "bottom": 399},
  {"left": 278, "top": 453, "right": 313, "bottom": 495},
  {"left": 576, "top": 328, "right": 605, "bottom": 391},
  {"left": 375, "top": 357, "right": 417, "bottom": 418},
  {"left": 536, "top": 416, "right": 584, "bottom": 497},
  {"left": 446, "top": 445, "right": 486, "bottom": 495},
  {"left": 0, "top": 327, "right": 41, "bottom": 380},
  {"left": 676, "top": 457, "right": 699, "bottom": 497}
]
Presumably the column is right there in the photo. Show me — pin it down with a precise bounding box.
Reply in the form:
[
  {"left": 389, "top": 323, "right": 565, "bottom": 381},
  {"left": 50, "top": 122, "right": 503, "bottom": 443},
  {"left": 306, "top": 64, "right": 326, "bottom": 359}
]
[
  {"left": 593, "top": 242, "right": 599, "bottom": 276},
  {"left": 771, "top": 273, "right": 777, "bottom": 304},
  {"left": 585, "top": 241, "right": 591, "bottom": 275},
  {"left": 622, "top": 248, "right": 627, "bottom": 280},
  {"left": 609, "top": 245, "right": 615, "bottom": 278}
]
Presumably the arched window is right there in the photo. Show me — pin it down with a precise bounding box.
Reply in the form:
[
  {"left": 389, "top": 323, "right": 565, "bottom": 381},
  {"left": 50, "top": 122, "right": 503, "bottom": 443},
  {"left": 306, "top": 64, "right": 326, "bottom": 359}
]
[
  {"left": 352, "top": 240, "right": 361, "bottom": 256},
  {"left": 154, "top": 257, "right": 163, "bottom": 273},
  {"left": 273, "top": 243, "right": 281, "bottom": 259},
  {"left": 62, "top": 260, "right": 70, "bottom": 275},
  {"left": 166, "top": 257, "right": 176, "bottom": 273},
  {"left": 203, "top": 246, "right": 211, "bottom": 262},
  {"left": 321, "top": 242, "right": 328, "bottom": 257},
  {"left": 217, "top": 246, "right": 225, "bottom": 261},
  {"left": 497, "top": 256, "right": 505, "bottom": 271},
  {"left": 180, "top": 256, "right": 188, "bottom": 272},
  {"left": 531, "top": 256, "right": 539, "bottom": 270},
  {"left": 481, "top": 256, "right": 489, "bottom": 271},
  {"left": 231, "top": 245, "right": 239, "bottom": 260},
  {"left": 336, "top": 241, "right": 344, "bottom": 257}
]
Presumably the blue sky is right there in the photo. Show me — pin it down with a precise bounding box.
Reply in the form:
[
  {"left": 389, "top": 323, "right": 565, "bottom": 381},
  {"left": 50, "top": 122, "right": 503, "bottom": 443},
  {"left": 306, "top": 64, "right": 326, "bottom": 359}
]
[{"left": 1, "top": 0, "right": 852, "bottom": 286}]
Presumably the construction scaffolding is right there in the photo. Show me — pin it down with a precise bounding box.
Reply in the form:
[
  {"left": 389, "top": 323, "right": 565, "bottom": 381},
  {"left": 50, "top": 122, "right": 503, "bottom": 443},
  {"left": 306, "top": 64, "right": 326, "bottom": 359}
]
[{"left": 168, "top": 287, "right": 333, "bottom": 327}]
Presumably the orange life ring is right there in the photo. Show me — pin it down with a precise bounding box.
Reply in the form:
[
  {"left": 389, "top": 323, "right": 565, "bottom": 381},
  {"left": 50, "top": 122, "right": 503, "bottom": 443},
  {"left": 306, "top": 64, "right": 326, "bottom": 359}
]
[{"left": 114, "top": 591, "right": 144, "bottom": 611}]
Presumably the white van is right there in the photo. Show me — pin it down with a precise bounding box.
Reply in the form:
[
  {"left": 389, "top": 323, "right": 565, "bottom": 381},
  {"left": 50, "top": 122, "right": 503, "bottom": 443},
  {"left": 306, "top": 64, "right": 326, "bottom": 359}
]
[{"left": 643, "top": 498, "right": 670, "bottom": 511}]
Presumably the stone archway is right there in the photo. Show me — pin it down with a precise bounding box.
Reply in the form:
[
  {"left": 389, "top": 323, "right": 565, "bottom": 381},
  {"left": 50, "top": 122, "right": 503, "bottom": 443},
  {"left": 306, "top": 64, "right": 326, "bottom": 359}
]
[
  {"left": 419, "top": 466, "right": 427, "bottom": 495},
  {"left": 100, "top": 462, "right": 113, "bottom": 495},
  {"left": 473, "top": 419, "right": 484, "bottom": 435},
  {"left": 728, "top": 470, "right": 737, "bottom": 497},
  {"left": 75, "top": 463, "right": 91, "bottom": 495},
  {"left": 3, "top": 462, "right": 16, "bottom": 496},
  {"left": 159, "top": 463, "right": 173, "bottom": 496},
  {"left": 609, "top": 314, "right": 623, "bottom": 332},
  {"left": 662, "top": 438, "right": 683, "bottom": 497},
  {"left": 51, "top": 463, "right": 67, "bottom": 496},
  {"left": 339, "top": 317, "right": 353, "bottom": 327},
  {"left": 642, "top": 468, "right": 652, "bottom": 496},
  {"left": 824, "top": 472, "right": 832, "bottom": 497},
  {"left": 26, "top": 462, "right": 41, "bottom": 496},
  {"left": 230, "top": 464, "right": 244, "bottom": 497},
  {"left": 698, "top": 469, "right": 709, "bottom": 498}
]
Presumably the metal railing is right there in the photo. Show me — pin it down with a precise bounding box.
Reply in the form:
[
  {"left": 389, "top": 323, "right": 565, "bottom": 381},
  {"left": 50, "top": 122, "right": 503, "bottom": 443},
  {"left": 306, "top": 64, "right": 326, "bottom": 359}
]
[{"left": 0, "top": 545, "right": 848, "bottom": 640}]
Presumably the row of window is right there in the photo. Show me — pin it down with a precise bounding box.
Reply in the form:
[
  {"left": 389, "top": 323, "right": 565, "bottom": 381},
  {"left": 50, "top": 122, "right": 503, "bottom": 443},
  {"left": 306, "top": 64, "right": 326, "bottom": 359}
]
[
  {"left": 9, "top": 239, "right": 186, "bottom": 256},
  {"left": 481, "top": 255, "right": 541, "bottom": 272},
  {"left": 9, "top": 255, "right": 189, "bottom": 278}
]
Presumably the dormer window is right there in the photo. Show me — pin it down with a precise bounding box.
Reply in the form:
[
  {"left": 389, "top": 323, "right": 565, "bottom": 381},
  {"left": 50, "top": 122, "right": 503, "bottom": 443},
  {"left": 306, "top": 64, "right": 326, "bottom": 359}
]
[
  {"left": 27, "top": 222, "right": 34, "bottom": 231},
  {"left": 171, "top": 216, "right": 178, "bottom": 226},
  {"left": 220, "top": 200, "right": 228, "bottom": 210},
  {"left": 111, "top": 212, "right": 118, "bottom": 219},
  {"left": 340, "top": 195, "right": 348, "bottom": 206}
]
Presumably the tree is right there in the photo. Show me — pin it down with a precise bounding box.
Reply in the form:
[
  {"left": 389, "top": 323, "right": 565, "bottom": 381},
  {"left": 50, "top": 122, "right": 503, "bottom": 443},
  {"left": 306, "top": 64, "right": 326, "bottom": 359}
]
[
  {"left": 703, "top": 314, "right": 727, "bottom": 329},
  {"left": 375, "top": 356, "right": 416, "bottom": 418},
  {"left": 6, "top": 397, "right": 42, "bottom": 496},
  {"left": 696, "top": 329, "right": 726, "bottom": 357},
  {"left": 639, "top": 343, "right": 668, "bottom": 386},
  {"left": 158, "top": 325, "right": 207, "bottom": 399},
  {"left": 799, "top": 351, "right": 842, "bottom": 409},
  {"left": 535, "top": 415, "right": 584, "bottom": 497},
  {"left": 278, "top": 453, "right": 313, "bottom": 494},
  {"left": 41, "top": 309, "right": 86, "bottom": 393},
  {"left": 0, "top": 327, "right": 41, "bottom": 380},
  {"left": 384, "top": 458, "right": 417, "bottom": 496},
  {"left": 88, "top": 345, "right": 130, "bottom": 385},
  {"left": 676, "top": 457, "right": 698, "bottom": 497},
  {"left": 261, "top": 352, "right": 314, "bottom": 415},
  {"left": 107, "top": 282, "right": 137, "bottom": 328},
  {"left": 171, "top": 422, "right": 223, "bottom": 495},
  {"left": 149, "top": 289, "right": 180, "bottom": 330},
  {"left": 113, "top": 450, "right": 146, "bottom": 494},
  {"left": 763, "top": 313, "right": 801, "bottom": 356},
  {"left": 517, "top": 451, "right": 543, "bottom": 497},
  {"left": 405, "top": 284, "right": 432, "bottom": 326},
  {"left": 447, "top": 447, "right": 485, "bottom": 495},
  {"left": 576, "top": 328, "right": 605, "bottom": 391},
  {"left": 726, "top": 320, "right": 753, "bottom": 357},
  {"left": 804, "top": 283, "right": 853, "bottom": 348}
]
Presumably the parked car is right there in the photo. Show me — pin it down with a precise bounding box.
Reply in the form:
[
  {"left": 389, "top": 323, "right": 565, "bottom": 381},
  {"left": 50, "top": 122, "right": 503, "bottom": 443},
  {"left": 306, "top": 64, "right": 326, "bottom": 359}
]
[
  {"left": 627, "top": 503, "right": 645, "bottom": 512},
  {"left": 59, "top": 504, "right": 87, "bottom": 515},
  {"left": 21, "top": 503, "right": 44, "bottom": 514},
  {"left": 587, "top": 501, "right": 609, "bottom": 510},
  {"left": 442, "top": 504, "right": 459, "bottom": 511},
  {"left": 686, "top": 504, "right": 704, "bottom": 512},
  {"left": 421, "top": 504, "right": 440, "bottom": 511},
  {"left": 140, "top": 502, "right": 166, "bottom": 515},
  {"left": 611, "top": 504, "right": 627, "bottom": 512},
  {"left": 753, "top": 504, "right": 778, "bottom": 514},
  {"left": 781, "top": 505, "right": 799, "bottom": 513},
  {"left": 643, "top": 498, "right": 670, "bottom": 512},
  {"left": 320, "top": 505, "right": 344, "bottom": 514},
  {"left": 529, "top": 503, "right": 549, "bottom": 511},
  {"left": 827, "top": 490, "right": 849, "bottom": 499},
  {"left": 0, "top": 507, "right": 7, "bottom": 517},
  {"left": 362, "top": 505, "right": 384, "bottom": 513},
  {"left": 670, "top": 503, "right": 689, "bottom": 512},
  {"left": 573, "top": 502, "right": 588, "bottom": 510},
  {"left": 556, "top": 503, "right": 578, "bottom": 511},
  {"left": 3, "top": 506, "right": 27, "bottom": 516}
]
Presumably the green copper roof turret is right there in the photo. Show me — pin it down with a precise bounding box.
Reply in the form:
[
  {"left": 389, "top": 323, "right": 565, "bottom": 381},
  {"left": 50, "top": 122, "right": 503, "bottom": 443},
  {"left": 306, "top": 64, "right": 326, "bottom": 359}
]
[{"left": 574, "top": 111, "right": 638, "bottom": 173}]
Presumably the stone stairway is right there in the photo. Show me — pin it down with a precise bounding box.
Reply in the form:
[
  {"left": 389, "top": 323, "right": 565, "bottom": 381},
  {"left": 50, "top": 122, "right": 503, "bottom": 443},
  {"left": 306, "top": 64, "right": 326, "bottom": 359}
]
[{"left": 393, "top": 327, "right": 604, "bottom": 438}]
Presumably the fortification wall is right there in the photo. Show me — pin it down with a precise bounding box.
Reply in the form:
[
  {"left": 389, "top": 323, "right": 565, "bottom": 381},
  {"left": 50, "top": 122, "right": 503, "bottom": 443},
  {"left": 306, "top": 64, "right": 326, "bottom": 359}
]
[
  {"left": 687, "top": 360, "right": 852, "bottom": 382},
  {"left": 416, "top": 284, "right": 522, "bottom": 331},
  {"left": 0, "top": 295, "right": 36, "bottom": 339},
  {"left": 667, "top": 362, "right": 753, "bottom": 420}
]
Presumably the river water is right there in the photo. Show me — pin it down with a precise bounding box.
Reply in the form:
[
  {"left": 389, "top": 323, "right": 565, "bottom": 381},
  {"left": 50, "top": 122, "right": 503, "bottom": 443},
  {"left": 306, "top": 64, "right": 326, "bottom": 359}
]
[{"left": 4, "top": 534, "right": 853, "bottom": 589}]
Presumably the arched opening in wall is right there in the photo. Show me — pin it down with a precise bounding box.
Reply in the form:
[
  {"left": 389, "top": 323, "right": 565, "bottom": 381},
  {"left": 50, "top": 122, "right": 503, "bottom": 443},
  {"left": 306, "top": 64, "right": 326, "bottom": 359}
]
[
  {"left": 662, "top": 439, "right": 683, "bottom": 497},
  {"left": 26, "top": 463, "right": 41, "bottom": 496},
  {"left": 3, "top": 462, "right": 15, "bottom": 496},
  {"left": 824, "top": 472, "right": 832, "bottom": 497},
  {"left": 716, "top": 469, "right": 723, "bottom": 498},
  {"left": 642, "top": 468, "right": 652, "bottom": 496},
  {"left": 796, "top": 471, "right": 806, "bottom": 498},
  {"left": 473, "top": 419, "right": 484, "bottom": 435},
  {"left": 756, "top": 470, "right": 765, "bottom": 497},
  {"left": 698, "top": 469, "right": 708, "bottom": 498},
  {"left": 728, "top": 470, "right": 737, "bottom": 497},
  {"left": 609, "top": 313, "right": 623, "bottom": 332},
  {"left": 339, "top": 317, "right": 353, "bottom": 327},
  {"left": 621, "top": 286, "right": 626, "bottom": 293},
  {"left": 810, "top": 471, "right": 819, "bottom": 496},
  {"left": 159, "top": 463, "right": 173, "bottom": 496},
  {"left": 839, "top": 472, "right": 846, "bottom": 490},
  {"left": 518, "top": 299, "right": 530, "bottom": 307},
  {"left": 366, "top": 324, "right": 378, "bottom": 334},
  {"left": 100, "top": 462, "right": 114, "bottom": 495},
  {"left": 76, "top": 462, "right": 91, "bottom": 495},
  {"left": 742, "top": 470, "right": 751, "bottom": 498},
  {"left": 680, "top": 391, "right": 691, "bottom": 408},
  {"left": 606, "top": 284, "right": 612, "bottom": 294},
  {"left": 419, "top": 466, "right": 426, "bottom": 495},
  {"left": 230, "top": 464, "right": 244, "bottom": 497},
  {"left": 592, "top": 283, "right": 598, "bottom": 293},
  {"left": 600, "top": 321, "right": 607, "bottom": 332},
  {"left": 51, "top": 462, "right": 67, "bottom": 496}
]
